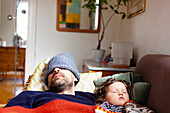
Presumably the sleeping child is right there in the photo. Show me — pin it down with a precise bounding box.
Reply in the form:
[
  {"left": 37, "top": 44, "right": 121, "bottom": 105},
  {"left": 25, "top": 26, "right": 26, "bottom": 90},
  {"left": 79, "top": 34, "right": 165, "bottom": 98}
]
[{"left": 94, "top": 78, "right": 154, "bottom": 113}]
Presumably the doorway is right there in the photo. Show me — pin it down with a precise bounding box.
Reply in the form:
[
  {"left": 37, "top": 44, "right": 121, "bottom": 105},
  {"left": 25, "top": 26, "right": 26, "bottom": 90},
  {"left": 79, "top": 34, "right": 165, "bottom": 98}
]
[
  {"left": 0, "top": 0, "right": 29, "bottom": 106},
  {"left": 16, "top": 0, "right": 28, "bottom": 46}
]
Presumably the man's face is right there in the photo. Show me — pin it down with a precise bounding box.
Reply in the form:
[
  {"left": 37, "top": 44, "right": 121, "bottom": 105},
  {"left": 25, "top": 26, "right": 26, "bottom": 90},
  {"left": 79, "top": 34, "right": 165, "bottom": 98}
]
[{"left": 48, "top": 68, "right": 76, "bottom": 93}]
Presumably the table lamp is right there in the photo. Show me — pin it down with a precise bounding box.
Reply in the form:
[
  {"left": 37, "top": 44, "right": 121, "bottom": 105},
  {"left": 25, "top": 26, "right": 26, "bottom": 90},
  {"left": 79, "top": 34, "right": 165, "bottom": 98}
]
[{"left": 111, "top": 42, "right": 133, "bottom": 68}]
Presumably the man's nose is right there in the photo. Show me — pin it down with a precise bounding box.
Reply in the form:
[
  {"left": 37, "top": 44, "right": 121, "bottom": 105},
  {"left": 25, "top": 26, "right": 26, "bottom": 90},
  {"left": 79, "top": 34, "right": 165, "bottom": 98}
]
[{"left": 53, "top": 68, "right": 61, "bottom": 73}]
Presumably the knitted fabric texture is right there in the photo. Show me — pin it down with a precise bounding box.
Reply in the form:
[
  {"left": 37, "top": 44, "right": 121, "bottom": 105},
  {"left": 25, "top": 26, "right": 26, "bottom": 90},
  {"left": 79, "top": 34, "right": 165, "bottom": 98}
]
[
  {"left": 44, "top": 52, "right": 80, "bottom": 86},
  {"left": 99, "top": 101, "right": 124, "bottom": 112}
]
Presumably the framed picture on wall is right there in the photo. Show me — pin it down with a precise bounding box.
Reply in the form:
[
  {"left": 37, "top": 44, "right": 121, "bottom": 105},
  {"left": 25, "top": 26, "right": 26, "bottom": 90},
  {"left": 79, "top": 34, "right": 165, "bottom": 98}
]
[
  {"left": 56, "top": 0, "right": 100, "bottom": 33},
  {"left": 127, "top": 0, "right": 146, "bottom": 18}
]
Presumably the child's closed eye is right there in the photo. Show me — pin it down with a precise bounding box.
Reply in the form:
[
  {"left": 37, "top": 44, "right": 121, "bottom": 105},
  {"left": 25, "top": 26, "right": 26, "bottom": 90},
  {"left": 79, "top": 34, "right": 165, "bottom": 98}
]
[
  {"left": 122, "top": 90, "right": 127, "bottom": 94},
  {"left": 112, "top": 90, "right": 118, "bottom": 93}
]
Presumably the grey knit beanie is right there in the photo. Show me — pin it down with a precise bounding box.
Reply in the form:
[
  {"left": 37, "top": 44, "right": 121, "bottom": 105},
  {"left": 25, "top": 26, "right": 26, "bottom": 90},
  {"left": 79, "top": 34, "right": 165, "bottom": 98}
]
[{"left": 44, "top": 52, "right": 80, "bottom": 86}]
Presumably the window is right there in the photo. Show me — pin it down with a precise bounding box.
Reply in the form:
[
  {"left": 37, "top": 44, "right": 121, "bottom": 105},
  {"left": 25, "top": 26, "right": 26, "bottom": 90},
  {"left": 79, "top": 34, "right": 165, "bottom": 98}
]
[{"left": 16, "top": 1, "right": 28, "bottom": 45}]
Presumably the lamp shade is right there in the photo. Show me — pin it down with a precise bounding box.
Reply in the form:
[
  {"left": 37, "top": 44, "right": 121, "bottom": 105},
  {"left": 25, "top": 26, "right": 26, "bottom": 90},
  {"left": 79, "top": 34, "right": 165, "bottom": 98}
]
[{"left": 111, "top": 42, "right": 133, "bottom": 68}]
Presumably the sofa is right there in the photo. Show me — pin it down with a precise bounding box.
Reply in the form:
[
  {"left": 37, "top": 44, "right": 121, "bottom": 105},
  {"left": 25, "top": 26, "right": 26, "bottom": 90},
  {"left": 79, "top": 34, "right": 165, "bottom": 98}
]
[
  {"left": 134, "top": 54, "right": 170, "bottom": 113},
  {"left": 1, "top": 54, "right": 169, "bottom": 113}
]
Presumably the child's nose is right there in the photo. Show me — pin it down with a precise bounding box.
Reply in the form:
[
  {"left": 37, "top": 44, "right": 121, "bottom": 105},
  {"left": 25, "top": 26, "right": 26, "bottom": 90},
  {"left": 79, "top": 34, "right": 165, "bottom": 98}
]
[{"left": 118, "top": 92, "right": 123, "bottom": 96}]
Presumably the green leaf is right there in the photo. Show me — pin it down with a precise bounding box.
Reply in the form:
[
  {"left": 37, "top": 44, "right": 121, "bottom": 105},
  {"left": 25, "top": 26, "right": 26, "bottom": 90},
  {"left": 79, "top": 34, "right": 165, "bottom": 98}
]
[
  {"left": 123, "top": 0, "right": 127, "bottom": 5},
  {"left": 104, "top": 0, "right": 108, "bottom": 4},
  {"left": 100, "top": 0, "right": 103, "bottom": 3},
  {"left": 110, "top": 5, "right": 114, "bottom": 10},
  {"left": 118, "top": 0, "right": 121, "bottom": 5},
  {"left": 122, "top": 13, "right": 126, "bottom": 19},
  {"left": 114, "top": 10, "right": 119, "bottom": 14},
  {"left": 88, "top": 0, "right": 91, "bottom": 4},
  {"left": 104, "top": 7, "right": 108, "bottom": 10},
  {"left": 89, "top": 10, "right": 92, "bottom": 17},
  {"left": 119, "top": 12, "right": 124, "bottom": 14},
  {"left": 100, "top": 0, "right": 106, "bottom": 4}
]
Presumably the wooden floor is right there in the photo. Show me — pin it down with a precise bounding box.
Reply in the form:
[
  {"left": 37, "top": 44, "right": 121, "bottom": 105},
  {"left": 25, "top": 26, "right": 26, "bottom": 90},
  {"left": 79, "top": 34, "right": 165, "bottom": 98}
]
[{"left": 0, "top": 76, "right": 24, "bottom": 108}]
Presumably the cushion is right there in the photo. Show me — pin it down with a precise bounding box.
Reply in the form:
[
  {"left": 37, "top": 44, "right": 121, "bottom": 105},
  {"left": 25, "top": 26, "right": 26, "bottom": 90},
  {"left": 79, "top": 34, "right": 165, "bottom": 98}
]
[
  {"left": 132, "top": 82, "right": 151, "bottom": 105},
  {"left": 131, "top": 73, "right": 142, "bottom": 83},
  {"left": 26, "top": 58, "right": 50, "bottom": 91},
  {"left": 93, "top": 72, "right": 133, "bottom": 87},
  {"left": 93, "top": 72, "right": 150, "bottom": 105},
  {"left": 75, "top": 72, "right": 102, "bottom": 93},
  {"left": 93, "top": 72, "right": 142, "bottom": 86},
  {"left": 26, "top": 58, "right": 102, "bottom": 93}
]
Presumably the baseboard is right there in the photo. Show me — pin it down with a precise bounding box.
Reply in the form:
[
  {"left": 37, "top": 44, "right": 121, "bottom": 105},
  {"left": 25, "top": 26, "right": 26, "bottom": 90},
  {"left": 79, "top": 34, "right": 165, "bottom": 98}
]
[
  {"left": 0, "top": 74, "right": 22, "bottom": 78},
  {"left": 0, "top": 71, "right": 23, "bottom": 78}
]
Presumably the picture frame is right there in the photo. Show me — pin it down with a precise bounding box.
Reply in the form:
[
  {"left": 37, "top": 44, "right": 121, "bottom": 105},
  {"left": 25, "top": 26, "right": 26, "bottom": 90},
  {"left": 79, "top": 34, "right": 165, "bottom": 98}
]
[
  {"left": 56, "top": 0, "right": 100, "bottom": 33},
  {"left": 127, "top": 0, "right": 146, "bottom": 18}
]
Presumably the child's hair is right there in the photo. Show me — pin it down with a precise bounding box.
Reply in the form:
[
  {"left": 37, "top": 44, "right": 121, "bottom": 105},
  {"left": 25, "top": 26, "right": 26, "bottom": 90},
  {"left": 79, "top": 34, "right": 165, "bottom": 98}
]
[{"left": 94, "top": 78, "right": 132, "bottom": 105}]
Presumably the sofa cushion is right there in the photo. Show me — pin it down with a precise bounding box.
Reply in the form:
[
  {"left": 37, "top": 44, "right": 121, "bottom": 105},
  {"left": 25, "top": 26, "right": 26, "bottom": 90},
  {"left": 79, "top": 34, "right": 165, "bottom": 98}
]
[
  {"left": 75, "top": 72, "right": 102, "bottom": 93},
  {"left": 93, "top": 72, "right": 142, "bottom": 86},
  {"left": 93, "top": 72, "right": 132, "bottom": 86},
  {"left": 26, "top": 58, "right": 50, "bottom": 91},
  {"left": 132, "top": 82, "right": 150, "bottom": 105}
]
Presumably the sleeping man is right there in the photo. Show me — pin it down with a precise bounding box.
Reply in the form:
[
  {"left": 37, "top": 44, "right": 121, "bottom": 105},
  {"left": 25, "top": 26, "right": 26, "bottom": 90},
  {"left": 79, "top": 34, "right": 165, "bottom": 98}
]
[{"left": 4, "top": 52, "right": 96, "bottom": 108}]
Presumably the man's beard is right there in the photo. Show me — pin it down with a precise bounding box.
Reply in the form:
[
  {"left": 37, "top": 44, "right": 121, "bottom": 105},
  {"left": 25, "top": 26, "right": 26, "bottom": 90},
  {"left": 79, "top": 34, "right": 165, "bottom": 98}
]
[{"left": 48, "top": 73, "right": 74, "bottom": 93}]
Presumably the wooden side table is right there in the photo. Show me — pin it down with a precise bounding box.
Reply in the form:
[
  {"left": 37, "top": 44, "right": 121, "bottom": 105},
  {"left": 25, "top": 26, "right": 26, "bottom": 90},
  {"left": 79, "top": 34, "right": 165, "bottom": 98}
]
[
  {"left": 83, "top": 59, "right": 135, "bottom": 77},
  {"left": 0, "top": 46, "right": 25, "bottom": 85}
]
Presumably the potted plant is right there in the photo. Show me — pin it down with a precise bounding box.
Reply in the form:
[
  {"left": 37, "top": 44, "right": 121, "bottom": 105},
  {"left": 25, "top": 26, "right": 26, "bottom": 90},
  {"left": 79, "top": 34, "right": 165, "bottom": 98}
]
[{"left": 83, "top": 0, "right": 128, "bottom": 62}]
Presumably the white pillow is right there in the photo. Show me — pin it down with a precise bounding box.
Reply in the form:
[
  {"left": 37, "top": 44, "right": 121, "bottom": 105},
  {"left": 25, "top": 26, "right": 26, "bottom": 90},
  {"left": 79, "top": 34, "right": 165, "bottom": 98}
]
[
  {"left": 75, "top": 72, "right": 102, "bottom": 93},
  {"left": 26, "top": 58, "right": 50, "bottom": 91}
]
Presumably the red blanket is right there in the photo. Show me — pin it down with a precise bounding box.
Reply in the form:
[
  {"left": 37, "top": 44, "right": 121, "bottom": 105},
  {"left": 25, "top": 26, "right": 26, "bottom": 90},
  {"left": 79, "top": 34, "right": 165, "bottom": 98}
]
[{"left": 0, "top": 99, "right": 95, "bottom": 113}]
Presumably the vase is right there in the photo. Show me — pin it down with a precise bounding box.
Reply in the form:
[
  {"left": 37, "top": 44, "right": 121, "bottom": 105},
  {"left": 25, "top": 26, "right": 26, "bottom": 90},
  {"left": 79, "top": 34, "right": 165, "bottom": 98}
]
[{"left": 92, "top": 49, "right": 105, "bottom": 63}]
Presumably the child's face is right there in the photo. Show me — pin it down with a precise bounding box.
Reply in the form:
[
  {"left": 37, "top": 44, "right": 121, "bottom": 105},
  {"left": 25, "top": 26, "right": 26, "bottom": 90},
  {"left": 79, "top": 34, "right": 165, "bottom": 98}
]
[{"left": 105, "top": 82, "right": 129, "bottom": 106}]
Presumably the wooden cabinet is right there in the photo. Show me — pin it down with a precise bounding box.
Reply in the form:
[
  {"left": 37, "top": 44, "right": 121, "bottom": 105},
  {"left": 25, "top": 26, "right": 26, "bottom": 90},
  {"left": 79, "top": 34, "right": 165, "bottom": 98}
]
[
  {"left": 0, "top": 47, "right": 25, "bottom": 73},
  {"left": 83, "top": 59, "right": 135, "bottom": 77}
]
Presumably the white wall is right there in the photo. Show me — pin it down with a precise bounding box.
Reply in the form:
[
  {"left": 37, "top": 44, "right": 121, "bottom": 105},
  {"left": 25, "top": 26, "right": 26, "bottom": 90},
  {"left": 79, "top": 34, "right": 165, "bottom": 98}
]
[
  {"left": 0, "top": 0, "right": 17, "bottom": 46},
  {"left": 118, "top": 0, "right": 170, "bottom": 63},
  {"left": 26, "top": 0, "right": 120, "bottom": 78}
]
